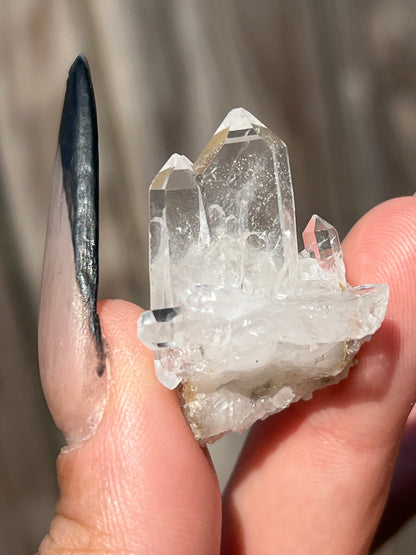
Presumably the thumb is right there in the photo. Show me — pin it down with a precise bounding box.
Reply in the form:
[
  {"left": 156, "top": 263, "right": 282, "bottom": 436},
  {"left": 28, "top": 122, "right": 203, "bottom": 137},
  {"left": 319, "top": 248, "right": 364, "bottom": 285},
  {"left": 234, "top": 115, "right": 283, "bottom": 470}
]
[{"left": 39, "top": 300, "right": 220, "bottom": 554}]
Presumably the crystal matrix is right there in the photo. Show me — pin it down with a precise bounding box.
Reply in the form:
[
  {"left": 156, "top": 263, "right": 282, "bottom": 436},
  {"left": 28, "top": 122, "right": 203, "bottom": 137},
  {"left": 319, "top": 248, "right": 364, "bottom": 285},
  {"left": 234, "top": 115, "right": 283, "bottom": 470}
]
[{"left": 137, "top": 108, "right": 389, "bottom": 444}]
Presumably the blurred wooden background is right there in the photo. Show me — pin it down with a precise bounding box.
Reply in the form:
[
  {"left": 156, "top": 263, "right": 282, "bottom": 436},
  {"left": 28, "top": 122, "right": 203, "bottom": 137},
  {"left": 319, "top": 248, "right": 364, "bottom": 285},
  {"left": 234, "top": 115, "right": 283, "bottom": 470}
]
[{"left": 0, "top": 0, "right": 415, "bottom": 552}]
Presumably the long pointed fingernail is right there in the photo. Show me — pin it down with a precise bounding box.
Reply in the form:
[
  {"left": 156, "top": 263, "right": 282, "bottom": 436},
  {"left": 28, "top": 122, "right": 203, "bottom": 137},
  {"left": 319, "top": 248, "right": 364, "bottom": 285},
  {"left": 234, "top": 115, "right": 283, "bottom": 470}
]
[{"left": 38, "top": 55, "right": 108, "bottom": 447}]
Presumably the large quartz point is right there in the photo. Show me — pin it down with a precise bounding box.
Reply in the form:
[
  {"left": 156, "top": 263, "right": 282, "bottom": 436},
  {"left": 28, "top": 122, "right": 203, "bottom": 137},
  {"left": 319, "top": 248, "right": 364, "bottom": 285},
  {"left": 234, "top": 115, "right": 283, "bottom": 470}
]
[{"left": 137, "top": 108, "right": 389, "bottom": 444}]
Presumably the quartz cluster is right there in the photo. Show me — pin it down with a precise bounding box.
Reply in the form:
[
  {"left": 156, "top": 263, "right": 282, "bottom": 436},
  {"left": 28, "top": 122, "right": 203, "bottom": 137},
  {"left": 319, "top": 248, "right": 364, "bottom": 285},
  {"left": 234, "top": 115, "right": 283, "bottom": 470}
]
[{"left": 137, "top": 108, "right": 389, "bottom": 443}]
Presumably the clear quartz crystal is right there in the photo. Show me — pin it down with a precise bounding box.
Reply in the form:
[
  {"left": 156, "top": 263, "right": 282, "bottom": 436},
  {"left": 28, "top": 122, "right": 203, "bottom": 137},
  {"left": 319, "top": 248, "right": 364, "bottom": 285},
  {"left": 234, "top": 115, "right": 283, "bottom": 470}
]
[
  {"left": 137, "top": 108, "right": 389, "bottom": 444},
  {"left": 302, "top": 215, "right": 345, "bottom": 283}
]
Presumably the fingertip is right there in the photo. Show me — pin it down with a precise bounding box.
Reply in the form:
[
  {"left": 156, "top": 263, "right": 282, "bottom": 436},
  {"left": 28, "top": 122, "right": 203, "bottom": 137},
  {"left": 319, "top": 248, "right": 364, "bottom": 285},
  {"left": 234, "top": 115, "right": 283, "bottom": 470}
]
[
  {"left": 342, "top": 197, "right": 416, "bottom": 405},
  {"left": 343, "top": 196, "right": 416, "bottom": 289}
]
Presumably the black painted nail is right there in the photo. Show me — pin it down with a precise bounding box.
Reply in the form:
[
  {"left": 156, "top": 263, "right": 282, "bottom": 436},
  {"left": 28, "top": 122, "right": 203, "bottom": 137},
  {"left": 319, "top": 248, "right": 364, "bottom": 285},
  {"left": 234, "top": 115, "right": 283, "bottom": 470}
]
[{"left": 38, "top": 55, "right": 108, "bottom": 446}]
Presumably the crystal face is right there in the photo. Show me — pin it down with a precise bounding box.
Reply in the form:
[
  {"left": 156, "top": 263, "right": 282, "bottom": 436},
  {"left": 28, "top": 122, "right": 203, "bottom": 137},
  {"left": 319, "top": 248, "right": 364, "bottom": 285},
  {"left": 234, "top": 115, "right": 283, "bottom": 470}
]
[{"left": 137, "top": 108, "right": 389, "bottom": 444}]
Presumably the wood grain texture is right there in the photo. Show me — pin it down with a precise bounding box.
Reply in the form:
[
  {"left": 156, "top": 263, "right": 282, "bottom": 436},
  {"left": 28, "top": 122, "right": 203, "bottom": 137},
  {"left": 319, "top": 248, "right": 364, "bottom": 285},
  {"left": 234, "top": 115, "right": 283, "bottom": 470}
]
[{"left": 0, "top": 0, "right": 414, "bottom": 552}]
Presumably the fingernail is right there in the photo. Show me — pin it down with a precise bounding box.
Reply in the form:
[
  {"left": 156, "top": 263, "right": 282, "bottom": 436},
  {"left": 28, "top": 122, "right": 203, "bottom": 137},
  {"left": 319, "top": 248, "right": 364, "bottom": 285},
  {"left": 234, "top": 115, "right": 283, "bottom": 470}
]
[{"left": 38, "top": 55, "right": 108, "bottom": 447}]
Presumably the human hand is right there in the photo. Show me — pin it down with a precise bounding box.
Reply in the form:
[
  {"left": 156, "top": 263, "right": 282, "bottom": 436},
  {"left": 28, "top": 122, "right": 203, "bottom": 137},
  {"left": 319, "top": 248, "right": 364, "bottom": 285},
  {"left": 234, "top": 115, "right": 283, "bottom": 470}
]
[{"left": 38, "top": 196, "right": 416, "bottom": 554}]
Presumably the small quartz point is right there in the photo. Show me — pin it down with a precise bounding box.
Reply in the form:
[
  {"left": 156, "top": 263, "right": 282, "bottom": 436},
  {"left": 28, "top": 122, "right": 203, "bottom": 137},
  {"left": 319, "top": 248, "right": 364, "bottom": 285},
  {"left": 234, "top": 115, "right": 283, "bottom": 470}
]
[
  {"left": 137, "top": 108, "right": 389, "bottom": 444},
  {"left": 302, "top": 215, "right": 345, "bottom": 283}
]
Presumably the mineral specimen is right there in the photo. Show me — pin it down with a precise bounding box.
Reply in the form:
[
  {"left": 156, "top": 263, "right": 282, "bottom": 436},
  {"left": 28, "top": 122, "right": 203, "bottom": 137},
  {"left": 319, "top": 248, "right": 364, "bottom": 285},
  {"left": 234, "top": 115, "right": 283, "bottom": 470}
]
[{"left": 137, "top": 108, "right": 389, "bottom": 443}]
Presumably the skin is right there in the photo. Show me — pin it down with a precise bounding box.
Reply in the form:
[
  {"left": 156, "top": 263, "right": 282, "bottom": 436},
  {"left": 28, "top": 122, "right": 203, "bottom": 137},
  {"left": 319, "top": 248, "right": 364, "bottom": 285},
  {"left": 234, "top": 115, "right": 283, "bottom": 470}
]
[{"left": 38, "top": 197, "right": 416, "bottom": 554}]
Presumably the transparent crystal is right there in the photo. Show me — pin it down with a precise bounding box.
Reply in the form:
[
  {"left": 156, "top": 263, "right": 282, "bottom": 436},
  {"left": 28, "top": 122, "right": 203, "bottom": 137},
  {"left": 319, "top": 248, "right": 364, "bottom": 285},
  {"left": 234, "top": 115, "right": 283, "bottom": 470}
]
[
  {"left": 194, "top": 107, "right": 297, "bottom": 294},
  {"left": 149, "top": 154, "right": 197, "bottom": 309},
  {"left": 302, "top": 215, "right": 345, "bottom": 283},
  {"left": 137, "top": 108, "right": 389, "bottom": 444}
]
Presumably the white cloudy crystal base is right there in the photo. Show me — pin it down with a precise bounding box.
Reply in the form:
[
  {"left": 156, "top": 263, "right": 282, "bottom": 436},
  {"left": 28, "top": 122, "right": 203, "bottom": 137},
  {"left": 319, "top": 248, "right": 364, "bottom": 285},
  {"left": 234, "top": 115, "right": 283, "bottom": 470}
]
[{"left": 137, "top": 108, "right": 389, "bottom": 444}]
